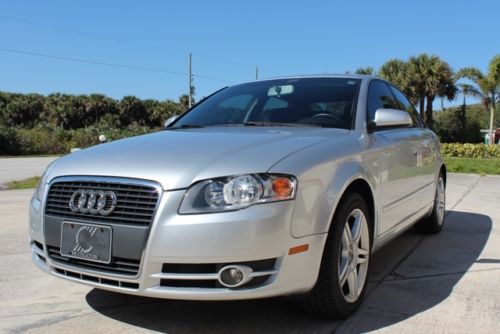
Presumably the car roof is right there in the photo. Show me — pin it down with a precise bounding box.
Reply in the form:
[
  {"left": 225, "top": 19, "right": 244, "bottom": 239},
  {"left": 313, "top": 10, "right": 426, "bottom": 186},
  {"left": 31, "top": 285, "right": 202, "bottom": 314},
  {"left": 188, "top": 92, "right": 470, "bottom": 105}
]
[{"left": 235, "top": 74, "right": 378, "bottom": 87}]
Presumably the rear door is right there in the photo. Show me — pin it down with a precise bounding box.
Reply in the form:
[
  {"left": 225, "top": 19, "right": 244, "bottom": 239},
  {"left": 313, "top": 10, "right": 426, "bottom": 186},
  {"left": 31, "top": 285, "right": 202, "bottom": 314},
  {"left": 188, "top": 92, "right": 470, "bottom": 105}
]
[{"left": 388, "top": 85, "right": 437, "bottom": 206}]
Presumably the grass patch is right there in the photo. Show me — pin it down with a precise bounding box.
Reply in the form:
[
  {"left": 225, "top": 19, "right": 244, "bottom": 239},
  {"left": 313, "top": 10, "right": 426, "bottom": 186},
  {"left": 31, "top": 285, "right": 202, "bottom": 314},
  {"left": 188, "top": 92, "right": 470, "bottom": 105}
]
[
  {"left": 6, "top": 176, "right": 41, "bottom": 190},
  {"left": 444, "top": 157, "right": 500, "bottom": 175},
  {"left": 0, "top": 154, "right": 60, "bottom": 158}
]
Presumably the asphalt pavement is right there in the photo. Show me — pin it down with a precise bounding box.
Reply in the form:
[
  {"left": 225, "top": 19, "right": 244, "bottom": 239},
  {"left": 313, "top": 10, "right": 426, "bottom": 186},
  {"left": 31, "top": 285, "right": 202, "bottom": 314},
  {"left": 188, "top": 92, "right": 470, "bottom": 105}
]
[
  {"left": 0, "top": 157, "right": 59, "bottom": 188},
  {"left": 0, "top": 173, "right": 499, "bottom": 333}
]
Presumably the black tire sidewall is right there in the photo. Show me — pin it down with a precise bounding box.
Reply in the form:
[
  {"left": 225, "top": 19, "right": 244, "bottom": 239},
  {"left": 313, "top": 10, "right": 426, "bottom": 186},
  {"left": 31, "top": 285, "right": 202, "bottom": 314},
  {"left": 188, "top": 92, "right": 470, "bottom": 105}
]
[
  {"left": 431, "top": 174, "right": 446, "bottom": 229},
  {"left": 320, "top": 193, "right": 372, "bottom": 316},
  {"left": 415, "top": 172, "right": 445, "bottom": 234}
]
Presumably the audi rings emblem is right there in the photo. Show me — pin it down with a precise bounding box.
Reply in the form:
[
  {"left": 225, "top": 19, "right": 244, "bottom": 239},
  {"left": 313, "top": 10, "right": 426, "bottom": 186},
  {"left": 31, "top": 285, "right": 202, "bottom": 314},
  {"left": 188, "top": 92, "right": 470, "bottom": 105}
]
[{"left": 69, "top": 190, "right": 117, "bottom": 216}]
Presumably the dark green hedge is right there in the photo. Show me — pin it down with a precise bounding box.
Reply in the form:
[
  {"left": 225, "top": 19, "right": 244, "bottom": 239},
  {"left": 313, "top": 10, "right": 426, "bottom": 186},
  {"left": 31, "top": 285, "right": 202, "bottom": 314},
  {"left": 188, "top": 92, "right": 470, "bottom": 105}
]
[{"left": 0, "top": 125, "right": 153, "bottom": 156}]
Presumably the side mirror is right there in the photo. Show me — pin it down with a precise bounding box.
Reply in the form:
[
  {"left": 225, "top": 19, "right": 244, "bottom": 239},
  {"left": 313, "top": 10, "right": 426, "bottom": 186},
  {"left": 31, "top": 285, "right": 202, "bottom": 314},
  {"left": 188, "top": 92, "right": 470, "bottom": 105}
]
[
  {"left": 370, "top": 108, "right": 413, "bottom": 130},
  {"left": 164, "top": 115, "right": 179, "bottom": 128}
]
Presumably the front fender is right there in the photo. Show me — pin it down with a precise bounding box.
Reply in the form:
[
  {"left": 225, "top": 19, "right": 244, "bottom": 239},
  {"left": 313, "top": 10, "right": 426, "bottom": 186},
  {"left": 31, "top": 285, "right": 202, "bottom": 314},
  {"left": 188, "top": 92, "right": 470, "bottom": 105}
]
[
  {"left": 268, "top": 133, "right": 380, "bottom": 239},
  {"left": 289, "top": 159, "right": 377, "bottom": 238}
]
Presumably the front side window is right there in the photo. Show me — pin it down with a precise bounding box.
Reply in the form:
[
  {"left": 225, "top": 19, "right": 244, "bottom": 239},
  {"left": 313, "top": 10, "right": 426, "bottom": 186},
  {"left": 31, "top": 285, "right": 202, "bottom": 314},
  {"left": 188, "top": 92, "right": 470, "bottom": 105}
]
[
  {"left": 366, "top": 80, "right": 399, "bottom": 122},
  {"left": 389, "top": 85, "right": 423, "bottom": 127},
  {"left": 172, "top": 78, "right": 361, "bottom": 129}
]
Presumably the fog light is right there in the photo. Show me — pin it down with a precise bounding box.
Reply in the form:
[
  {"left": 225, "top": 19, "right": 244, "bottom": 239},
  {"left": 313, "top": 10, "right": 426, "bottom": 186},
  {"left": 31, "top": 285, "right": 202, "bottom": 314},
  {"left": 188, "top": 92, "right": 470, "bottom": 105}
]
[{"left": 217, "top": 265, "right": 253, "bottom": 288}]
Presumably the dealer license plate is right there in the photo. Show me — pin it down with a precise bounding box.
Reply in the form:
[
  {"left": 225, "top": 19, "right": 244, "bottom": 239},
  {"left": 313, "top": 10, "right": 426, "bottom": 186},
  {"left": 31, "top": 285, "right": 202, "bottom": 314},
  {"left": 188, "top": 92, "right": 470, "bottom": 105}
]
[{"left": 60, "top": 222, "right": 112, "bottom": 264}]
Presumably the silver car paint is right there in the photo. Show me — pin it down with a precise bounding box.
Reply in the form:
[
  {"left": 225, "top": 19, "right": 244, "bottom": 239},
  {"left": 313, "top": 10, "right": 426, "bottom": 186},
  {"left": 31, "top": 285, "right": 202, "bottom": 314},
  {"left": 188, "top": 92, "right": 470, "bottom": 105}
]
[
  {"left": 44, "top": 127, "right": 348, "bottom": 191},
  {"left": 29, "top": 75, "right": 444, "bottom": 300},
  {"left": 373, "top": 108, "right": 413, "bottom": 127}
]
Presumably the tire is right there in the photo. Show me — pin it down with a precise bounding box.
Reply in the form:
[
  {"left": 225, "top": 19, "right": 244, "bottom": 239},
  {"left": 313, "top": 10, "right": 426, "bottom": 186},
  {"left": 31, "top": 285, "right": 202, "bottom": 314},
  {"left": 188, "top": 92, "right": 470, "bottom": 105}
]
[
  {"left": 415, "top": 172, "right": 446, "bottom": 234},
  {"left": 297, "top": 192, "right": 372, "bottom": 319}
]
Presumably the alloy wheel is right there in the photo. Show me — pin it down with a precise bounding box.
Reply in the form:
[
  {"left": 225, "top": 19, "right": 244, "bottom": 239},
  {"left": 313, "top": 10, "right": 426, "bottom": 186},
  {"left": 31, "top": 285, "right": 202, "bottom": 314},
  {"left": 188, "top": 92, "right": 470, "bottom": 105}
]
[{"left": 338, "top": 208, "right": 370, "bottom": 303}]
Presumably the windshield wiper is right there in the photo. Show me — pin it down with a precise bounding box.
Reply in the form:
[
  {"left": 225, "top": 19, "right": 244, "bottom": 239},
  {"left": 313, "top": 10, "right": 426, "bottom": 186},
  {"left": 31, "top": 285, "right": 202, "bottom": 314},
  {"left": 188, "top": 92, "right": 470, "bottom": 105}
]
[
  {"left": 166, "top": 124, "right": 205, "bottom": 130},
  {"left": 167, "top": 122, "right": 326, "bottom": 129},
  {"left": 243, "top": 121, "right": 296, "bottom": 127},
  {"left": 243, "top": 121, "right": 322, "bottom": 128}
]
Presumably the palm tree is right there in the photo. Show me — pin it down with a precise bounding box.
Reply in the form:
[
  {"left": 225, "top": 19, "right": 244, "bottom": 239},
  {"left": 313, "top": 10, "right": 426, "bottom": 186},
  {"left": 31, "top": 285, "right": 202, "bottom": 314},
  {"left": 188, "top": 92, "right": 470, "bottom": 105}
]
[
  {"left": 456, "top": 55, "right": 500, "bottom": 144},
  {"left": 119, "top": 96, "right": 147, "bottom": 126},
  {"left": 456, "top": 83, "right": 481, "bottom": 132},
  {"left": 378, "top": 59, "right": 414, "bottom": 102},
  {"left": 407, "top": 54, "right": 436, "bottom": 121},
  {"left": 85, "top": 94, "right": 115, "bottom": 125},
  {"left": 407, "top": 54, "right": 456, "bottom": 129},
  {"left": 355, "top": 67, "right": 375, "bottom": 75},
  {"left": 432, "top": 60, "right": 457, "bottom": 127},
  {"left": 178, "top": 94, "right": 192, "bottom": 110}
]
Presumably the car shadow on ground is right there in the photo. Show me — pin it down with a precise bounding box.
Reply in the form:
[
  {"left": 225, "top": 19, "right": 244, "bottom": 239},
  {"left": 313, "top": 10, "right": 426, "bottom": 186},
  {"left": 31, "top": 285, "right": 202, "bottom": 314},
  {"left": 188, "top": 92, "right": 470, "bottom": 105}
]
[{"left": 86, "top": 211, "right": 491, "bottom": 334}]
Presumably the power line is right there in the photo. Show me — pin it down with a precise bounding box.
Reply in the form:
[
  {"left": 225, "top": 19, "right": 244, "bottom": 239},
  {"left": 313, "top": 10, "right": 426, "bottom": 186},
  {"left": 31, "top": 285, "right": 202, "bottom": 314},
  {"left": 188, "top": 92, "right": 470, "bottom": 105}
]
[
  {"left": 0, "top": 15, "right": 186, "bottom": 56},
  {"left": 194, "top": 73, "right": 235, "bottom": 83},
  {"left": 0, "top": 47, "right": 235, "bottom": 83},
  {"left": 0, "top": 14, "right": 265, "bottom": 73},
  {"left": 0, "top": 47, "right": 185, "bottom": 75}
]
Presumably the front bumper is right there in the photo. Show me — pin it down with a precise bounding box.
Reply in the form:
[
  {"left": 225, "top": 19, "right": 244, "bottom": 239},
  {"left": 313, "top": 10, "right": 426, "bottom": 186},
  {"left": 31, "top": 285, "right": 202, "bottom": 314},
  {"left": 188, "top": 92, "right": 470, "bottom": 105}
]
[{"left": 29, "top": 188, "right": 327, "bottom": 300}]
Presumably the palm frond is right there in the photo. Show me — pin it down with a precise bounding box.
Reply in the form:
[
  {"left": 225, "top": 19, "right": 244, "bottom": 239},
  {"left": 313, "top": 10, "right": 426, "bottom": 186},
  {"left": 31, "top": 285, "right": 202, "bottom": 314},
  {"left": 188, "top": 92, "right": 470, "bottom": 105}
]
[
  {"left": 455, "top": 67, "right": 484, "bottom": 82},
  {"left": 355, "top": 66, "right": 376, "bottom": 75},
  {"left": 487, "top": 54, "right": 500, "bottom": 83},
  {"left": 457, "top": 83, "right": 484, "bottom": 99}
]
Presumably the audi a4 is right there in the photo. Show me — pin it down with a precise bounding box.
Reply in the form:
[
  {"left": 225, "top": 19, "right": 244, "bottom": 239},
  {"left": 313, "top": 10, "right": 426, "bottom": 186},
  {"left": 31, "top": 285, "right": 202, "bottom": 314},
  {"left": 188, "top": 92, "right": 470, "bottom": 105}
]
[{"left": 29, "top": 75, "right": 446, "bottom": 318}]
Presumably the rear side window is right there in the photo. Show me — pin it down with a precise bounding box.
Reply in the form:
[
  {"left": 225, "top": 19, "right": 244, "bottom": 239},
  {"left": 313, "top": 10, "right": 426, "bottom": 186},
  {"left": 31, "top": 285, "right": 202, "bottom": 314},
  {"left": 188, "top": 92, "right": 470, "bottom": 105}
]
[
  {"left": 366, "top": 80, "right": 399, "bottom": 122},
  {"left": 389, "top": 85, "right": 424, "bottom": 127}
]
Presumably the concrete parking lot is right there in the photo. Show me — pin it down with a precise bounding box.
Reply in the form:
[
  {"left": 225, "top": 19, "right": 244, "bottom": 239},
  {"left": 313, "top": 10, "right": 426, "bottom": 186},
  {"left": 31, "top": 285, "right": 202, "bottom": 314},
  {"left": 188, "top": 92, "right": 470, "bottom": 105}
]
[{"left": 0, "top": 172, "right": 499, "bottom": 333}]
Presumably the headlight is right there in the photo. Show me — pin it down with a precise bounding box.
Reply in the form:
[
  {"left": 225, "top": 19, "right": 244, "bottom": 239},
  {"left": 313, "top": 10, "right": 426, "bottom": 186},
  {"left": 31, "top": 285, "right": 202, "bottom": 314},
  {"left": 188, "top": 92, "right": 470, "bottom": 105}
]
[
  {"left": 35, "top": 172, "right": 49, "bottom": 201},
  {"left": 179, "top": 174, "right": 297, "bottom": 214}
]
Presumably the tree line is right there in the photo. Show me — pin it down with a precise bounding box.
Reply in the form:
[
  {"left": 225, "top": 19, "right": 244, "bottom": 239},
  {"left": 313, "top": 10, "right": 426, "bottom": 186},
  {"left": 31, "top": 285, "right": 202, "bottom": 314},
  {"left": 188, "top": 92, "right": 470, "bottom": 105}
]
[
  {"left": 1, "top": 53, "right": 498, "bottom": 133},
  {"left": 0, "top": 92, "right": 191, "bottom": 129},
  {"left": 0, "top": 53, "right": 499, "bottom": 155},
  {"left": 356, "top": 53, "right": 500, "bottom": 144},
  {"left": 0, "top": 92, "right": 193, "bottom": 155}
]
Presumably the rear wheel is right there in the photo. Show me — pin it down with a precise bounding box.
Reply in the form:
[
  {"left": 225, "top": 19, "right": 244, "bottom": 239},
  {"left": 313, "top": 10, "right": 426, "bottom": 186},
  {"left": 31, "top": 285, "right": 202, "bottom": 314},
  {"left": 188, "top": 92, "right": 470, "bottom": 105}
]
[
  {"left": 415, "top": 172, "right": 446, "bottom": 234},
  {"left": 298, "top": 193, "right": 372, "bottom": 318}
]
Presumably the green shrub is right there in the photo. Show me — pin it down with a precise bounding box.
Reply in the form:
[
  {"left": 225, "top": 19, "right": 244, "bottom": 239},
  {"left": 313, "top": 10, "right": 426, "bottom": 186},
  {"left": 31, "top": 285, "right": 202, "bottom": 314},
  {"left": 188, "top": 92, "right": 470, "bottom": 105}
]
[
  {"left": 441, "top": 143, "right": 500, "bottom": 159},
  {"left": 1, "top": 126, "right": 156, "bottom": 156},
  {"left": 0, "top": 126, "right": 20, "bottom": 155},
  {"left": 434, "top": 106, "right": 483, "bottom": 143},
  {"left": 15, "top": 128, "right": 68, "bottom": 155}
]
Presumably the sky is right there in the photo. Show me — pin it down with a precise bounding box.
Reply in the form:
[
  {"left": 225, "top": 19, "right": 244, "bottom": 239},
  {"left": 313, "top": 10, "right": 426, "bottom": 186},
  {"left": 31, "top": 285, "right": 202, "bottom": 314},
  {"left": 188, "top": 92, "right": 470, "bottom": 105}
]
[{"left": 1, "top": 0, "right": 499, "bottom": 106}]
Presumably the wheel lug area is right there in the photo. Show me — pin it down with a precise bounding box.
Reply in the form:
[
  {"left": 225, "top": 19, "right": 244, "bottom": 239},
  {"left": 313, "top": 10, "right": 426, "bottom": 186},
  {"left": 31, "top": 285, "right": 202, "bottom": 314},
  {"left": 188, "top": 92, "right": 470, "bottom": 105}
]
[{"left": 348, "top": 241, "right": 358, "bottom": 268}]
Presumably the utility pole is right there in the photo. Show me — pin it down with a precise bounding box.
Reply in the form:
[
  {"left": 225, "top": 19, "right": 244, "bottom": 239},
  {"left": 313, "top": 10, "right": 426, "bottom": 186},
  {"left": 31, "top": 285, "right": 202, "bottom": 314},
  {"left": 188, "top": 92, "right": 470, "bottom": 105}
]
[
  {"left": 255, "top": 66, "right": 259, "bottom": 80},
  {"left": 188, "top": 52, "right": 193, "bottom": 108}
]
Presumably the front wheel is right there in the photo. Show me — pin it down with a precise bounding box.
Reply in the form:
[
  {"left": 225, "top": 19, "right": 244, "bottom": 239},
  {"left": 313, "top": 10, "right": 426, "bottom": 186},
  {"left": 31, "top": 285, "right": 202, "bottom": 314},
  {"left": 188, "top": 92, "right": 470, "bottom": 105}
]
[{"left": 298, "top": 193, "right": 372, "bottom": 318}]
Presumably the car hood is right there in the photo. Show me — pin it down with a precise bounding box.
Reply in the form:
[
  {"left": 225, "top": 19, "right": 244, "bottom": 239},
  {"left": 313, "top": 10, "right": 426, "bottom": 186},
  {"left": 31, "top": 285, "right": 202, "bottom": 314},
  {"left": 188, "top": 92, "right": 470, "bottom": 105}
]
[{"left": 46, "top": 127, "right": 348, "bottom": 190}]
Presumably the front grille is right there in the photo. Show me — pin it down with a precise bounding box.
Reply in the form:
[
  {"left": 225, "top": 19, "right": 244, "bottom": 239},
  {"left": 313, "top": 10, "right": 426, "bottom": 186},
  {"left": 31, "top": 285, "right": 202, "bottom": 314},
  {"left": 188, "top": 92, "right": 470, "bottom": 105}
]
[
  {"left": 45, "top": 180, "right": 160, "bottom": 226},
  {"left": 54, "top": 267, "right": 139, "bottom": 289},
  {"left": 48, "top": 246, "right": 140, "bottom": 276}
]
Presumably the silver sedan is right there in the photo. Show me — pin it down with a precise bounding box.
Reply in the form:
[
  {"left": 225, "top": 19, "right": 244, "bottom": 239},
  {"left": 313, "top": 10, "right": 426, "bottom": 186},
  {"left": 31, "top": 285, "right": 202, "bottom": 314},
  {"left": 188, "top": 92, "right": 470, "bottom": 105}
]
[{"left": 29, "top": 75, "right": 446, "bottom": 318}]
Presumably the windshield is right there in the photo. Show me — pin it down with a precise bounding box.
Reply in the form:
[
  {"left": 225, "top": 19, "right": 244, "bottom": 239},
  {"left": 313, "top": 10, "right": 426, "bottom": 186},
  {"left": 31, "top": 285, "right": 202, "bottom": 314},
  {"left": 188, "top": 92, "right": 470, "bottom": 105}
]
[{"left": 172, "top": 77, "right": 361, "bottom": 129}]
